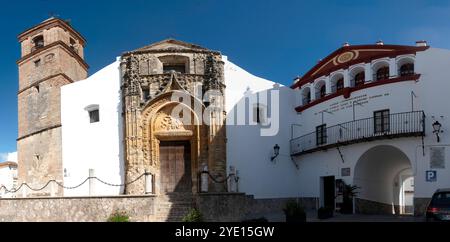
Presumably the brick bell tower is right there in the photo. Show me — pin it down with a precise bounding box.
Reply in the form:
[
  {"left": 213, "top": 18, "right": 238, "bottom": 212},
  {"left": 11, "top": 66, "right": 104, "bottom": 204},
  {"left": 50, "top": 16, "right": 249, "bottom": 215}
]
[{"left": 17, "top": 18, "right": 88, "bottom": 196}]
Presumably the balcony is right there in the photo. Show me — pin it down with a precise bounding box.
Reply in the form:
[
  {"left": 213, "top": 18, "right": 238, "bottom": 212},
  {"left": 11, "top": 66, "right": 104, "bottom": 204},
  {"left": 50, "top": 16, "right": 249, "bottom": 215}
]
[{"left": 291, "top": 111, "right": 425, "bottom": 156}]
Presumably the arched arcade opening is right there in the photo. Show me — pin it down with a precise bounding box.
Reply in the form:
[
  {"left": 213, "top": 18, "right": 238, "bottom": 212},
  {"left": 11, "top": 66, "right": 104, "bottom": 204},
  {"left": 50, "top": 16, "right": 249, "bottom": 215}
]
[{"left": 354, "top": 145, "right": 414, "bottom": 215}]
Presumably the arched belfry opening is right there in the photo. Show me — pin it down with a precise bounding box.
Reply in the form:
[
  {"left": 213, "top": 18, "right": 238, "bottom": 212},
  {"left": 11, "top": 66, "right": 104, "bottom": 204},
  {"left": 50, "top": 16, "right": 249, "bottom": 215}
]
[{"left": 354, "top": 145, "right": 414, "bottom": 215}]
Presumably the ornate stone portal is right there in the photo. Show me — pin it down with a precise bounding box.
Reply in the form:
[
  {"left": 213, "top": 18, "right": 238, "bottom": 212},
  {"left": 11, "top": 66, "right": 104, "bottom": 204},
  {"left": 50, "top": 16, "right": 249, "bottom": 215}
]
[{"left": 121, "top": 39, "right": 227, "bottom": 195}]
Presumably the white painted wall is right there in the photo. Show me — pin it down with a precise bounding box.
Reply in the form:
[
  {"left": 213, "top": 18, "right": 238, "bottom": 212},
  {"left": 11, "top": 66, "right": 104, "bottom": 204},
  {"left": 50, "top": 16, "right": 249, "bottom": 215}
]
[
  {"left": 224, "top": 57, "right": 301, "bottom": 199},
  {"left": 61, "top": 59, "right": 124, "bottom": 197}
]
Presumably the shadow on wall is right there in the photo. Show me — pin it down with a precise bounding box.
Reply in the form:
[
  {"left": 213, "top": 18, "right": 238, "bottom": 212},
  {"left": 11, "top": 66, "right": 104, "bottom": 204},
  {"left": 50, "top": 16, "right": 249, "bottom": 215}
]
[{"left": 117, "top": 64, "right": 126, "bottom": 195}]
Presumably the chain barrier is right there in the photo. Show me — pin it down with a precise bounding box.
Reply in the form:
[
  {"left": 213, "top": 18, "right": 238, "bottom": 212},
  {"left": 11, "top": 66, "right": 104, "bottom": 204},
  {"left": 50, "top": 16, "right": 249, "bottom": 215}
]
[{"left": 0, "top": 173, "right": 149, "bottom": 195}]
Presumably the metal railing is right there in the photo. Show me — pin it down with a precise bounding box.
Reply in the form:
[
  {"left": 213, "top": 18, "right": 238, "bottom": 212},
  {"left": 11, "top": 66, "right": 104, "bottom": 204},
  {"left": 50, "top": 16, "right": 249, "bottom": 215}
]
[{"left": 291, "top": 111, "right": 425, "bottom": 156}]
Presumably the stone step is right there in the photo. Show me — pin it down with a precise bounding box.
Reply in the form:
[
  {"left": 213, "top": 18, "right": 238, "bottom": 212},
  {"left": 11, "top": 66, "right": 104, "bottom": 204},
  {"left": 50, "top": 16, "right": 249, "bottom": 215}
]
[{"left": 154, "top": 192, "right": 197, "bottom": 222}]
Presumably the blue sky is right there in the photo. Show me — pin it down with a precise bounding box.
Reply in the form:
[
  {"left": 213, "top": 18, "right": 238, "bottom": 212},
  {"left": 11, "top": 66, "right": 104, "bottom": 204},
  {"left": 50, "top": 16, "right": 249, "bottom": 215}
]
[{"left": 1, "top": 0, "right": 450, "bottom": 158}]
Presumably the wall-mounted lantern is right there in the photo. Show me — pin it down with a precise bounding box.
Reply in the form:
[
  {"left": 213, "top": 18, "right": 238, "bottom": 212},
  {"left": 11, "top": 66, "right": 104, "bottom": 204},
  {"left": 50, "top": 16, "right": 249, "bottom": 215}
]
[
  {"left": 432, "top": 121, "right": 443, "bottom": 143},
  {"left": 271, "top": 144, "right": 280, "bottom": 162}
]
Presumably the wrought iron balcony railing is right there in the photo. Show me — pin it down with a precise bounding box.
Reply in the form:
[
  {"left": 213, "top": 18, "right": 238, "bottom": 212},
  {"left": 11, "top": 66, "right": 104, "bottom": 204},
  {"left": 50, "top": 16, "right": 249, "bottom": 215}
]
[{"left": 291, "top": 111, "right": 425, "bottom": 156}]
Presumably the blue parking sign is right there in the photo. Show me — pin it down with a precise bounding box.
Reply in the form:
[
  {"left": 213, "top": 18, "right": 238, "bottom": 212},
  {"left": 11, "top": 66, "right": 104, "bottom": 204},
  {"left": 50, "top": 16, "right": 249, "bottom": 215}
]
[{"left": 426, "top": 171, "right": 437, "bottom": 182}]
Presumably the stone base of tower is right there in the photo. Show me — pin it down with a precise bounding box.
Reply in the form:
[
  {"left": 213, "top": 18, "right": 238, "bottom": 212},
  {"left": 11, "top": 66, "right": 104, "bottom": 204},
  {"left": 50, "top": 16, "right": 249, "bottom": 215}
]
[{"left": 17, "top": 127, "right": 64, "bottom": 197}]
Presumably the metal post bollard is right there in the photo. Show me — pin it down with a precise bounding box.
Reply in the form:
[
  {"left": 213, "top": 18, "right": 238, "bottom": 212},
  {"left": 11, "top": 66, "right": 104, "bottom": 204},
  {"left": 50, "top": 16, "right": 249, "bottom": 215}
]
[
  {"left": 89, "top": 169, "right": 95, "bottom": 196},
  {"left": 145, "top": 172, "right": 153, "bottom": 194},
  {"left": 228, "top": 166, "right": 237, "bottom": 193},
  {"left": 201, "top": 163, "right": 209, "bottom": 193}
]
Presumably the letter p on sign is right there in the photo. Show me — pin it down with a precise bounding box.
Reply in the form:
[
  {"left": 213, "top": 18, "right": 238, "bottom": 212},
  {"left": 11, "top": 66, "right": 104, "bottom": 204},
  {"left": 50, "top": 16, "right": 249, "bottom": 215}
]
[{"left": 426, "top": 171, "right": 437, "bottom": 182}]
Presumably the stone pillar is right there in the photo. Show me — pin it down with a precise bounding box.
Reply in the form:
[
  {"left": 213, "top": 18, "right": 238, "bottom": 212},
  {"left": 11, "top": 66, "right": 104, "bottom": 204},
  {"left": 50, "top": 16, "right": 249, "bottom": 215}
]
[
  {"left": 310, "top": 83, "right": 317, "bottom": 101},
  {"left": 343, "top": 69, "right": 351, "bottom": 88},
  {"left": 365, "top": 63, "right": 373, "bottom": 82},
  {"left": 325, "top": 76, "right": 332, "bottom": 94},
  {"left": 389, "top": 58, "right": 397, "bottom": 78}
]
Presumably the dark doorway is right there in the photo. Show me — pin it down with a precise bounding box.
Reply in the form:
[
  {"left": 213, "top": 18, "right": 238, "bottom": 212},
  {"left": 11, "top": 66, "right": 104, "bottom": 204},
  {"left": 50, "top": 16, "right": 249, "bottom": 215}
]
[
  {"left": 160, "top": 141, "right": 192, "bottom": 193},
  {"left": 323, "top": 176, "right": 336, "bottom": 209}
]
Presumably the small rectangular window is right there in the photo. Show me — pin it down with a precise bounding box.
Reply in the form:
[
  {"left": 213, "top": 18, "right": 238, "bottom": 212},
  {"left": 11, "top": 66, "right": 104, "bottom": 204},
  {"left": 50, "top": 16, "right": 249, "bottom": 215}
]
[
  {"left": 316, "top": 124, "right": 327, "bottom": 146},
  {"left": 374, "top": 109, "right": 390, "bottom": 133},
  {"left": 34, "top": 59, "right": 41, "bottom": 67},
  {"left": 89, "top": 109, "right": 100, "bottom": 123}
]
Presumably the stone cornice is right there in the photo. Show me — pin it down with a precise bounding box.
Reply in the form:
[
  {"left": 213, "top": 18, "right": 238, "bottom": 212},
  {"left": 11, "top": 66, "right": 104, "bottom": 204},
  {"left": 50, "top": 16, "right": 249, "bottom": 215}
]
[
  {"left": 17, "top": 124, "right": 62, "bottom": 142},
  {"left": 18, "top": 18, "right": 86, "bottom": 46},
  {"left": 17, "top": 73, "right": 74, "bottom": 95}
]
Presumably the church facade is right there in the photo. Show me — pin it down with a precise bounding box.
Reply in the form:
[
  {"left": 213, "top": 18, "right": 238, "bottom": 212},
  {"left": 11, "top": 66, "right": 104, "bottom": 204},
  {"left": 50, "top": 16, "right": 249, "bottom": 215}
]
[{"left": 14, "top": 18, "right": 450, "bottom": 218}]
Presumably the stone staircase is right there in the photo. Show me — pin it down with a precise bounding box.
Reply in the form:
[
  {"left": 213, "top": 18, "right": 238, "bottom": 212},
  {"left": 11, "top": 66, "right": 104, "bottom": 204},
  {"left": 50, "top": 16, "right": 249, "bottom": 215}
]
[{"left": 154, "top": 192, "right": 196, "bottom": 222}]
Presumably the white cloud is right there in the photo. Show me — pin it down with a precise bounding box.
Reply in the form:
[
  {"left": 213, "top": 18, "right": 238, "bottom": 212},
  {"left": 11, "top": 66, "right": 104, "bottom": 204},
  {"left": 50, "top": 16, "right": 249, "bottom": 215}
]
[
  {"left": 0, "top": 152, "right": 17, "bottom": 163},
  {"left": 0, "top": 153, "right": 7, "bottom": 162},
  {"left": 7, "top": 152, "right": 17, "bottom": 163}
]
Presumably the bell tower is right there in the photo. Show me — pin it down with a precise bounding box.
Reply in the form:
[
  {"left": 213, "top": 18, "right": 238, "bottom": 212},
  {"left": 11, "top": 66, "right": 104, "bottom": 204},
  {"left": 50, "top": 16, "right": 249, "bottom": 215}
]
[{"left": 17, "top": 18, "right": 88, "bottom": 196}]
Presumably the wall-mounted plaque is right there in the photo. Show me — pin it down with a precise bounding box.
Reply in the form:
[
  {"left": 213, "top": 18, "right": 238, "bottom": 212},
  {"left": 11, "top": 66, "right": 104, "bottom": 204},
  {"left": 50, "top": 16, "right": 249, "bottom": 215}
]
[
  {"left": 341, "top": 168, "right": 351, "bottom": 177},
  {"left": 430, "top": 147, "right": 446, "bottom": 169}
]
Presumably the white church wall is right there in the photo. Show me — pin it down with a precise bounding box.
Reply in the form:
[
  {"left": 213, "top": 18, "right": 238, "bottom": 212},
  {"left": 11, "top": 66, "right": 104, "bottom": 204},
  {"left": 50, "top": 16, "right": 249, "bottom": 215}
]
[
  {"left": 61, "top": 59, "right": 124, "bottom": 197},
  {"left": 224, "top": 57, "right": 301, "bottom": 199}
]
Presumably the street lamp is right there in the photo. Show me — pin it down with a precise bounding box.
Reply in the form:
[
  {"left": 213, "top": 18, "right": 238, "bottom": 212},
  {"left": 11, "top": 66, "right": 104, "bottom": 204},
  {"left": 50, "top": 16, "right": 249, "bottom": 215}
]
[
  {"left": 432, "top": 121, "right": 443, "bottom": 143},
  {"left": 271, "top": 144, "right": 280, "bottom": 162}
]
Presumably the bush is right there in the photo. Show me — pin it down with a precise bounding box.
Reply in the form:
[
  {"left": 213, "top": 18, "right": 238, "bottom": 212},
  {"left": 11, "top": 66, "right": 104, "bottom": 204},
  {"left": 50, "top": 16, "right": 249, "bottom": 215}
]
[
  {"left": 283, "top": 200, "right": 306, "bottom": 223},
  {"left": 107, "top": 211, "right": 130, "bottom": 222},
  {"left": 318, "top": 207, "right": 334, "bottom": 220},
  {"left": 182, "top": 208, "right": 204, "bottom": 222}
]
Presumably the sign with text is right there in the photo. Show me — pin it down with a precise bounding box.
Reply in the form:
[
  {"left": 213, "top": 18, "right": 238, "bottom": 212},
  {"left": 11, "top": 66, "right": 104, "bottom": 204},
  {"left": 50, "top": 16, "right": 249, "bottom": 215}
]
[{"left": 315, "top": 92, "right": 390, "bottom": 115}]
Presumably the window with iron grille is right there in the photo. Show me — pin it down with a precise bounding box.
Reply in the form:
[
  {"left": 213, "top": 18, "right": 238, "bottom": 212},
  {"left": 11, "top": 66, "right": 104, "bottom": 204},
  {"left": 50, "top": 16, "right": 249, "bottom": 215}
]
[
  {"left": 400, "top": 63, "right": 414, "bottom": 76},
  {"left": 374, "top": 109, "right": 390, "bottom": 133},
  {"left": 376, "top": 67, "right": 390, "bottom": 81},
  {"left": 316, "top": 124, "right": 327, "bottom": 146},
  {"left": 354, "top": 72, "right": 365, "bottom": 87},
  {"left": 317, "top": 85, "right": 326, "bottom": 98}
]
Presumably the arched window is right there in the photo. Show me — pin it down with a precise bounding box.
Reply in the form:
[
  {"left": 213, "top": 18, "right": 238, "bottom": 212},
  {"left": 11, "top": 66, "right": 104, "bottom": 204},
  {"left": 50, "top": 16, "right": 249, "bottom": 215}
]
[
  {"left": 354, "top": 72, "right": 365, "bottom": 87},
  {"left": 319, "top": 85, "right": 326, "bottom": 98},
  {"left": 32, "top": 35, "right": 44, "bottom": 51},
  {"left": 376, "top": 66, "right": 390, "bottom": 81},
  {"left": 400, "top": 63, "right": 414, "bottom": 76},
  {"left": 336, "top": 78, "right": 344, "bottom": 92}
]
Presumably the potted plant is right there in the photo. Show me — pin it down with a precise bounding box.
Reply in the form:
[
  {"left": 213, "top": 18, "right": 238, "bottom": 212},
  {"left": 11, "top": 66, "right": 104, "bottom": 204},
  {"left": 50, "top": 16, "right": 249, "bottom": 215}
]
[
  {"left": 340, "top": 185, "right": 360, "bottom": 214},
  {"left": 283, "top": 200, "right": 306, "bottom": 223}
]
